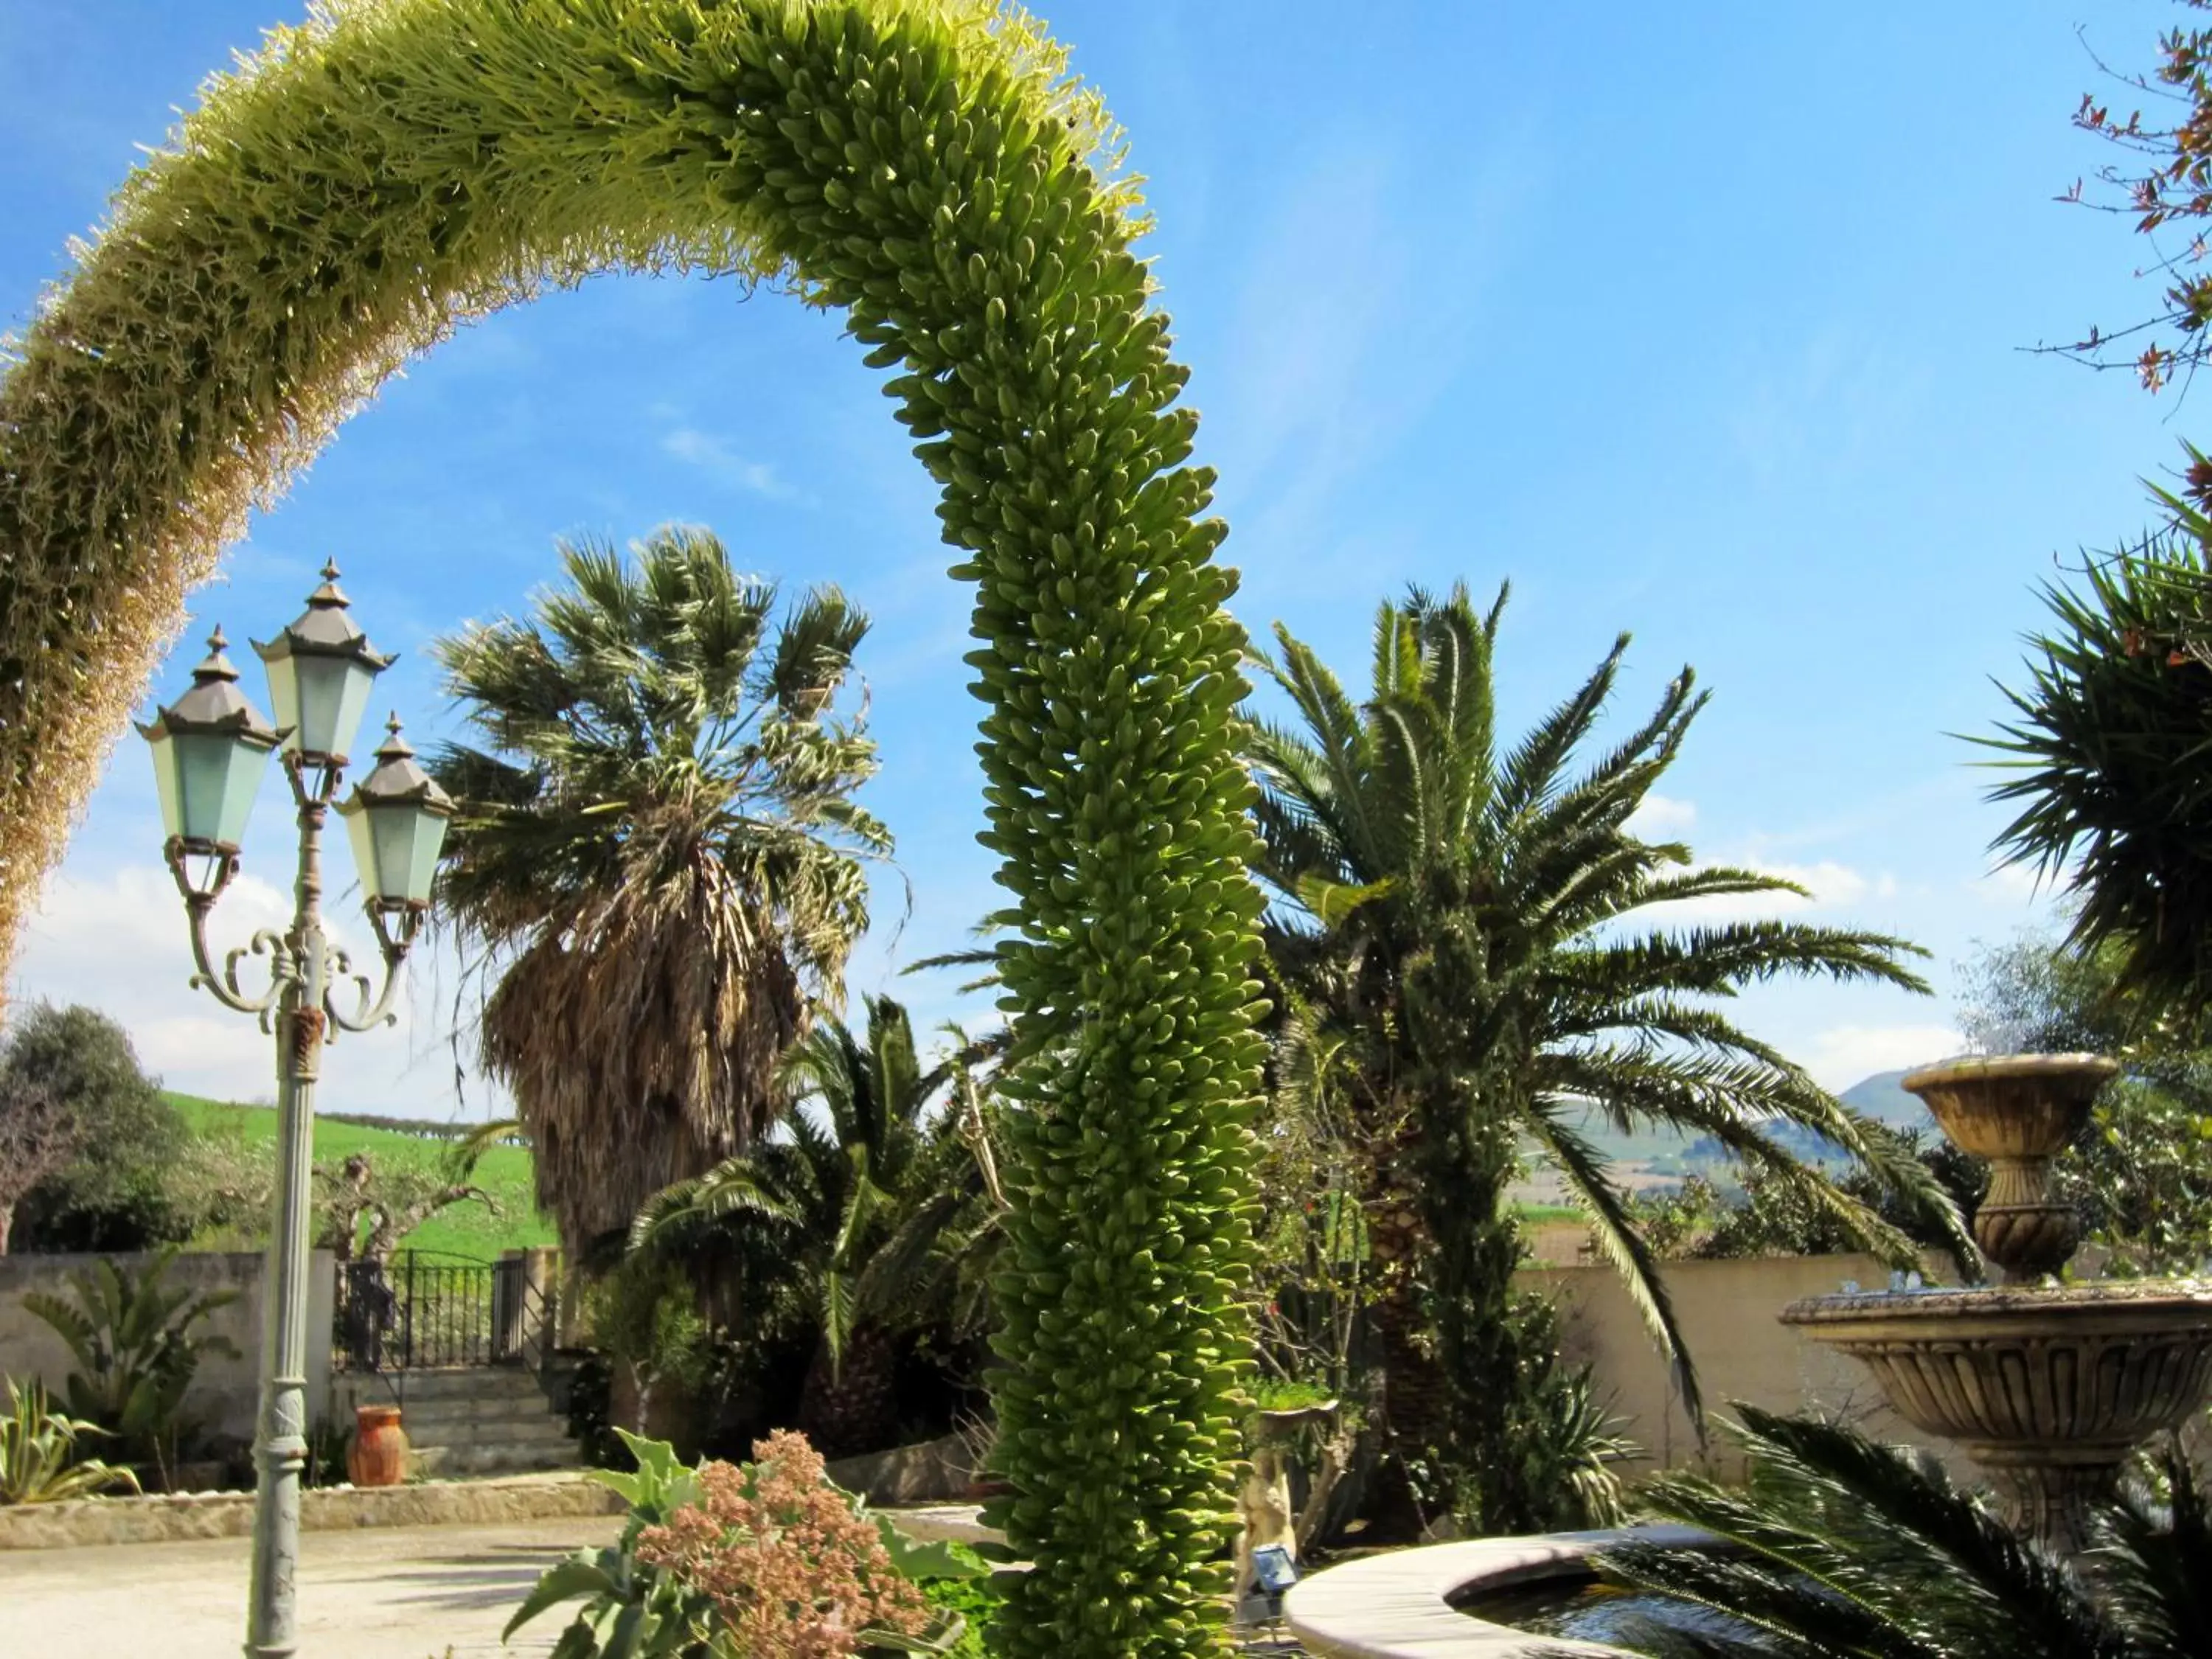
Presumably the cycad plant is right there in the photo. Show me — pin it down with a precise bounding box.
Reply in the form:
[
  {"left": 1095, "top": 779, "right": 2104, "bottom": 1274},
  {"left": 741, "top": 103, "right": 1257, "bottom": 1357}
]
[
  {"left": 431, "top": 526, "right": 888, "bottom": 1256},
  {"left": 1246, "top": 582, "right": 1968, "bottom": 1531},
  {"left": 633, "top": 995, "right": 1001, "bottom": 1455},
  {"left": 1596, "top": 1408, "right": 2212, "bottom": 1659}
]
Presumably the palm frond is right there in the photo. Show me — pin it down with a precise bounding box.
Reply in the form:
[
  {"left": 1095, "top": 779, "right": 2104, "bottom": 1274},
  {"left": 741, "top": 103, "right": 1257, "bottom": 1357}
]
[{"left": 1526, "top": 1097, "right": 1703, "bottom": 1426}]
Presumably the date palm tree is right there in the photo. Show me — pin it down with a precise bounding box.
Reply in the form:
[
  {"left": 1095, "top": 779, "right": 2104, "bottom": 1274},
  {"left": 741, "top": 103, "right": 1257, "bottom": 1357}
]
[
  {"left": 1246, "top": 582, "right": 1970, "bottom": 1531},
  {"left": 631, "top": 994, "right": 1002, "bottom": 1455},
  {"left": 431, "top": 527, "right": 888, "bottom": 1257}
]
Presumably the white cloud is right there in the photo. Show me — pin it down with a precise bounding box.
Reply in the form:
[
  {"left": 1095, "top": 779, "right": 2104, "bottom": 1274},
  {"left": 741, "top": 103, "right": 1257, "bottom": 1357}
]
[
  {"left": 9, "top": 861, "right": 492, "bottom": 1118},
  {"left": 1801, "top": 1023, "right": 1964, "bottom": 1092},
  {"left": 1626, "top": 793, "right": 1697, "bottom": 837},
  {"left": 1640, "top": 858, "right": 1896, "bottom": 922},
  {"left": 1976, "top": 858, "right": 2050, "bottom": 905},
  {"left": 661, "top": 428, "right": 804, "bottom": 503}
]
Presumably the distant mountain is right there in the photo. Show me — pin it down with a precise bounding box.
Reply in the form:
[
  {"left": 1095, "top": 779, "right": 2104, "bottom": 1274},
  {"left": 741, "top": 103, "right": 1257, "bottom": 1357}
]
[{"left": 1837, "top": 1069, "right": 1935, "bottom": 1133}]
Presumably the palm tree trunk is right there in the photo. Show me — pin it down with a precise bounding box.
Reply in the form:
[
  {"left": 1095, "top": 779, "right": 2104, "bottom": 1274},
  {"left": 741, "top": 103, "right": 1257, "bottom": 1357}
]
[
  {"left": 796, "top": 1323, "right": 900, "bottom": 1458},
  {"left": 1364, "top": 1138, "right": 1450, "bottom": 1462},
  {"left": 1415, "top": 1094, "right": 1549, "bottom": 1535}
]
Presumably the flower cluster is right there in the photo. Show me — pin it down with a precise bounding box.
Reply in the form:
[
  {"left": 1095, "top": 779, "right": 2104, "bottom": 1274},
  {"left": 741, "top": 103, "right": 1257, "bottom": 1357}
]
[{"left": 633, "top": 1430, "right": 930, "bottom": 1659}]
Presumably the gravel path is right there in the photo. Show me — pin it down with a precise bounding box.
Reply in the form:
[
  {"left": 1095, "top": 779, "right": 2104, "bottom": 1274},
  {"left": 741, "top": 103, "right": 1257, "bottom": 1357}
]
[{"left": 0, "top": 1514, "right": 619, "bottom": 1658}]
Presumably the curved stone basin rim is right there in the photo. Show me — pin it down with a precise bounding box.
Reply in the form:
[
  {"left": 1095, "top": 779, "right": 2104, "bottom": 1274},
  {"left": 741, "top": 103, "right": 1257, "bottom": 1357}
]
[{"left": 1284, "top": 1524, "right": 1713, "bottom": 1658}]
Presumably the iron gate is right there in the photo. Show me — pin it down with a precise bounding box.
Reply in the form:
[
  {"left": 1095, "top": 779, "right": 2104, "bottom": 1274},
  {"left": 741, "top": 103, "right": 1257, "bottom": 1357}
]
[{"left": 333, "top": 1251, "right": 556, "bottom": 1372}]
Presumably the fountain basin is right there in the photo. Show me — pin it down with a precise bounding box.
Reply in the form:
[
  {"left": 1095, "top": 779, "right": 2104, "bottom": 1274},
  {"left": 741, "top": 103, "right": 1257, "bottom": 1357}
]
[
  {"left": 1284, "top": 1526, "right": 1712, "bottom": 1658},
  {"left": 1783, "top": 1279, "right": 2212, "bottom": 1551}
]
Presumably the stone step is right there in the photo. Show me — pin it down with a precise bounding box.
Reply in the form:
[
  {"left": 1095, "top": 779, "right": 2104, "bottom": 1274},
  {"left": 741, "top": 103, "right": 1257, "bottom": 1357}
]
[
  {"left": 412, "top": 1439, "right": 582, "bottom": 1478},
  {"left": 392, "top": 1394, "right": 566, "bottom": 1433},
  {"left": 407, "top": 1425, "right": 575, "bottom": 1460},
  {"left": 360, "top": 1365, "right": 555, "bottom": 1402},
  {"left": 408, "top": 1419, "right": 578, "bottom": 1457}
]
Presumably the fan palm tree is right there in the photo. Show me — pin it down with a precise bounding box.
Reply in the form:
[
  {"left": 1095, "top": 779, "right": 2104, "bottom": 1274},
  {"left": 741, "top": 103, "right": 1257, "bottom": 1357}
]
[
  {"left": 431, "top": 526, "right": 888, "bottom": 1256},
  {"left": 631, "top": 994, "right": 1001, "bottom": 1455},
  {"left": 1245, "top": 582, "right": 1970, "bottom": 1531},
  {"left": 1594, "top": 1406, "right": 2212, "bottom": 1659}
]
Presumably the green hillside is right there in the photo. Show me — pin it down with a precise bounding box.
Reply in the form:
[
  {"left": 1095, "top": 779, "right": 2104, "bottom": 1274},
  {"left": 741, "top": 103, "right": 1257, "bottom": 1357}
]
[{"left": 168, "top": 1093, "right": 555, "bottom": 1261}]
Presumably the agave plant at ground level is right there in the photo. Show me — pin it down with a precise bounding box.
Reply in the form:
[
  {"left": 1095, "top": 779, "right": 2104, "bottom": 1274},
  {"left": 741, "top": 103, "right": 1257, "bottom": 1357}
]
[{"left": 0, "top": 1378, "right": 139, "bottom": 1505}]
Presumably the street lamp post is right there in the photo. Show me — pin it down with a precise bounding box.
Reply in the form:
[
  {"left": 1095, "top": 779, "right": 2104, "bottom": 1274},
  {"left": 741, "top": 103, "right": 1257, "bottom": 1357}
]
[{"left": 139, "top": 565, "right": 453, "bottom": 1659}]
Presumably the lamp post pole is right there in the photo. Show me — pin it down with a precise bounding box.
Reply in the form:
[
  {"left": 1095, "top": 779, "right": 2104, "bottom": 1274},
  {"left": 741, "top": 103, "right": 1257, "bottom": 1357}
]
[
  {"left": 243, "top": 759, "right": 331, "bottom": 1659},
  {"left": 142, "top": 567, "right": 453, "bottom": 1659}
]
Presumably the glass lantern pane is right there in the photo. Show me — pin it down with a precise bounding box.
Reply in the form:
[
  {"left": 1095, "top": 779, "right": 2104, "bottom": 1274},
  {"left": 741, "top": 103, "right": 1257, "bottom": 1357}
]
[
  {"left": 342, "top": 804, "right": 382, "bottom": 902},
  {"left": 406, "top": 812, "right": 451, "bottom": 905},
  {"left": 147, "top": 731, "right": 185, "bottom": 842},
  {"left": 174, "top": 731, "right": 270, "bottom": 846},
  {"left": 288, "top": 655, "right": 379, "bottom": 760},
  {"left": 263, "top": 653, "right": 299, "bottom": 749},
  {"left": 374, "top": 808, "right": 417, "bottom": 905},
  {"left": 373, "top": 804, "right": 447, "bottom": 906}
]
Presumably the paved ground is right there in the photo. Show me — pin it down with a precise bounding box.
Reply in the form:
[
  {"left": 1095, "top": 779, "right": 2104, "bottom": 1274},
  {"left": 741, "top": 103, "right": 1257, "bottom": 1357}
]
[{"left": 0, "top": 1516, "right": 622, "bottom": 1658}]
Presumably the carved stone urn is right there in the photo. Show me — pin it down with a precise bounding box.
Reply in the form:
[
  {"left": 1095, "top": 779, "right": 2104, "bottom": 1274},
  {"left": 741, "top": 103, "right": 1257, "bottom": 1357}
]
[
  {"left": 1905, "top": 1054, "right": 2115, "bottom": 1282},
  {"left": 1783, "top": 1053, "right": 2212, "bottom": 1557}
]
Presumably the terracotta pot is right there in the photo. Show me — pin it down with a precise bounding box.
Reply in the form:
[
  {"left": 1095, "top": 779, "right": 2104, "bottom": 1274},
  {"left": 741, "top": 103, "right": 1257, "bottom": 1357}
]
[{"left": 347, "top": 1405, "right": 409, "bottom": 1487}]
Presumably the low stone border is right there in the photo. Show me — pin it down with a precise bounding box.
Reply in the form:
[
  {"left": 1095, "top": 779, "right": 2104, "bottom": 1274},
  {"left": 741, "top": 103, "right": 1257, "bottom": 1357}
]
[
  {"left": 1284, "top": 1523, "right": 1711, "bottom": 1658},
  {"left": 877, "top": 1503, "right": 998, "bottom": 1548},
  {"left": 0, "top": 1470, "right": 626, "bottom": 1551}
]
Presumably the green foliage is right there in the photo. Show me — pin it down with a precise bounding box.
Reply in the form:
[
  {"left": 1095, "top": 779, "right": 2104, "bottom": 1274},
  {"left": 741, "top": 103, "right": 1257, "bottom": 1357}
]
[
  {"left": 588, "top": 1256, "right": 719, "bottom": 1450},
  {"left": 1960, "top": 933, "right": 2212, "bottom": 1275},
  {"left": 1596, "top": 1406, "right": 2212, "bottom": 1658},
  {"left": 1405, "top": 1293, "right": 1639, "bottom": 1536},
  {"left": 0, "top": 4, "right": 1258, "bottom": 1649},
  {"left": 568, "top": 1351, "right": 623, "bottom": 1470},
  {"left": 21, "top": 1248, "right": 239, "bottom": 1489},
  {"left": 918, "top": 1573, "right": 1003, "bottom": 1659},
  {"left": 1623, "top": 1129, "right": 1986, "bottom": 1266},
  {"left": 1248, "top": 583, "right": 1960, "bottom": 1534},
  {"left": 0, "top": 1377, "right": 141, "bottom": 1505},
  {"left": 166, "top": 1094, "right": 554, "bottom": 1259},
  {"left": 8, "top": 1005, "right": 189, "bottom": 1253},
  {"left": 1984, "top": 518, "right": 2212, "bottom": 1009},
  {"left": 633, "top": 995, "right": 1002, "bottom": 1453},
  {"left": 430, "top": 526, "right": 890, "bottom": 1257}
]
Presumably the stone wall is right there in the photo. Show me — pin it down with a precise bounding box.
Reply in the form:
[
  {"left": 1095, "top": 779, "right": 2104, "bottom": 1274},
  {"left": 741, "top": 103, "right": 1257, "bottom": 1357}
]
[
  {"left": 0, "top": 1250, "right": 336, "bottom": 1446},
  {"left": 1517, "top": 1252, "right": 1973, "bottom": 1481}
]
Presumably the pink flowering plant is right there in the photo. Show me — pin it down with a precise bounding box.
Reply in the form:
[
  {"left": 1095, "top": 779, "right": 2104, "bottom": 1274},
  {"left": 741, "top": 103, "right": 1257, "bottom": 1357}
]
[{"left": 508, "top": 1428, "right": 984, "bottom": 1658}]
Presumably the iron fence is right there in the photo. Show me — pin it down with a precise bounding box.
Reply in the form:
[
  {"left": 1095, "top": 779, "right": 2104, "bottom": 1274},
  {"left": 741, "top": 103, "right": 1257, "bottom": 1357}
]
[{"left": 333, "top": 1251, "right": 557, "bottom": 1372}]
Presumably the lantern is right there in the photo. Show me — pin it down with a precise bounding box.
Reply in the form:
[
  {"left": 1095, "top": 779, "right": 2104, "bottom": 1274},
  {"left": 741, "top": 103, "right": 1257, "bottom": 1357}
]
[
  {"left": 138, "top": 628, "right": 283, "bottom": 862},
  {"left": 336, "top": 715, "right": 454, "bottom": 912},
  {"left": 253, "top": 561, "right": 393, "bottom": 765}
]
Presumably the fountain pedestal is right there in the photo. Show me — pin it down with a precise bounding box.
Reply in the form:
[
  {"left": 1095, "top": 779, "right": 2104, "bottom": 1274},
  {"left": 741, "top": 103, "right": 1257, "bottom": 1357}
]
[{"left": 1781, "top": 1054, "right": 2212, "bottom": 1557}]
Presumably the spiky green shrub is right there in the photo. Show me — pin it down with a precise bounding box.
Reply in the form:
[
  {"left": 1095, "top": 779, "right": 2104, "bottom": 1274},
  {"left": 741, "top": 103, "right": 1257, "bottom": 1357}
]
[{"left": 0, "top": 4, "right": 1262, "bottom": 1652}]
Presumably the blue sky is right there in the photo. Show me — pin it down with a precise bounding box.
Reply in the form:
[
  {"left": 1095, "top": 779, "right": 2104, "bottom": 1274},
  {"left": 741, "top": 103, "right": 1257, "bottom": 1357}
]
[{"left": 0, "top": 1, "right": 2186, "bottom": 1115}]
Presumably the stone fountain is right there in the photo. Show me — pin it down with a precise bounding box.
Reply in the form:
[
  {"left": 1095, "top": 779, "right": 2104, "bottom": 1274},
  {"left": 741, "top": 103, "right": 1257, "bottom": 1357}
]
[{"left": 1782, "top": 1053, "right": 2212, "bottom": 1555}]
